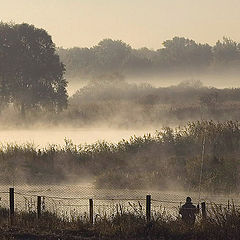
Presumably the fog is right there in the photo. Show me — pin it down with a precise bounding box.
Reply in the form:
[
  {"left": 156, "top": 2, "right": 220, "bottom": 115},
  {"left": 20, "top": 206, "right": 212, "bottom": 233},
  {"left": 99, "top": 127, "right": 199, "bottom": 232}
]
[
  {"left": 2, "top": 73, "right": 240, "bottom": 147},
  {"left": 126, "top": 74, "right": 240, "bottom": 89},
  {"left": 1, "top": 19, "right": 240, "bottom": 196},
  {"left": 1, "top": 75, "right": 240, "bottom": 195},
  {"left": 0, "top": 128, "right": 153, "bottom": 147}
]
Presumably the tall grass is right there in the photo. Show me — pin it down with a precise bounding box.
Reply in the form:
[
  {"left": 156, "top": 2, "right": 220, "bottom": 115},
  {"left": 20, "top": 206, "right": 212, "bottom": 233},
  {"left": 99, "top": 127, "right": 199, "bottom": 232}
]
[
  {"left": 0, "top": 121, "right": 240, "bottom": 193},
  {"left": 1, "top": 204, "right": 240, "bottom": 239}
]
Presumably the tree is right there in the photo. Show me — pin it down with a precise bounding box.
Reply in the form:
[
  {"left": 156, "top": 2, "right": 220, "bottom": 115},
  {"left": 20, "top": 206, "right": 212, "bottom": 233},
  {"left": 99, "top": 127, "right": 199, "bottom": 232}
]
[
  {"left": 154, "top": 37, "right": 212, "bottom": 72},
  {"left": 212, "top": 37, "right": 240, "bottom": 69},
  {"left": 92, "top": 39, "right": 131, "bottom": 74},
  {"left": 57, "top": 47, "right": 95, "bottom": 78},
  {"left": 0, "top": 22, "right": 68, "bottom": 116}
]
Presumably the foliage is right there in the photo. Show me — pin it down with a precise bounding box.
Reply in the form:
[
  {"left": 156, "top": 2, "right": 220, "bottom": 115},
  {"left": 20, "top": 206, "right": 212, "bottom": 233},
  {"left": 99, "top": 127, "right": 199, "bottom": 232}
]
[
  {"left": 57, "top": 36, "right": 240, "bottom": 79},
  {"left": 64, "top": 81, "right": 240, "bottom": 128},
  {"left": 213, "top": 37, "right": 240, "bottom": 69},
  {"left": 1, "top": 205, "right": 240, "bottom": 239},
  {"left": 0, "top": 121, "right": 240, "bottom": 193},
  {"left": 0, "top": 22, "right": 68, "bottom": 116}
]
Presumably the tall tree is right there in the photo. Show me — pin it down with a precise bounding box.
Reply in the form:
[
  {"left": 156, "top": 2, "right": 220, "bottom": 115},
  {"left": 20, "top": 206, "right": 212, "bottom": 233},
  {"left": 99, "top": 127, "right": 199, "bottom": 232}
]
[{"left": 0, "top": 22, "right": 68, "bottom": 116}]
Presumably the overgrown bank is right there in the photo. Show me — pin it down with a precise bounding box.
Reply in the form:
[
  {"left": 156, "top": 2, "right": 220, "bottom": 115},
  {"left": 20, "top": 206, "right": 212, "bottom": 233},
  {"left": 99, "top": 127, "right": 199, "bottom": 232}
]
[{"left": 0, "top": 121, "right": 240, "bottom": 193}]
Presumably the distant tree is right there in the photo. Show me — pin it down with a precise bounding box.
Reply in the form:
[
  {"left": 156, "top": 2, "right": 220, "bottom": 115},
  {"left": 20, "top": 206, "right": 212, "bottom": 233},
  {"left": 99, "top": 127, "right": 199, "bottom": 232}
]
[
  {"left": 57, "top": 36, "right": 240, "bottom": 81},
  {"left": 0, "top": 22, "right": 14, "bottom": 109},
  {"left": 154, "top": 37, "right": 212, "bottom": 72},
  {"left": 132, "top": 47, "right": 156, "bottom": 60},
  {"left": 57, "top": 47, "right": 95, "bottom": 77},
  {"left": 0, "top": 22, "right": 68, "bottom": 116},
  {"left": 212, "top": 37, "right": 240, "bottom": 69},
  {"left": 92, "top": 39, "right": 131, "bottom": 74},
  {"left": 124, "top": 54, "right": 153, "bottom": 74}
]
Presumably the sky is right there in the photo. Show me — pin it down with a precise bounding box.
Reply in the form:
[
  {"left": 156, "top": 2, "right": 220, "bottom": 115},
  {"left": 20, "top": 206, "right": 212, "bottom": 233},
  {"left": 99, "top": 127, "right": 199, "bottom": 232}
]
[{"left": 0, "top": 0, "right": 240, "bottom": 49}]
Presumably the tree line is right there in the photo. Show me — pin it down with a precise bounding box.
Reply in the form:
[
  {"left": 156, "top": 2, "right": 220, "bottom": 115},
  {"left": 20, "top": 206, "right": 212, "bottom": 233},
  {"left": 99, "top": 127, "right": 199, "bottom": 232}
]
[
  {"left": 1, "top": 21, "right": 240, "bottom": 120},
  {"left": 57, "top": 37, "right": 240, "bottom": 79}
]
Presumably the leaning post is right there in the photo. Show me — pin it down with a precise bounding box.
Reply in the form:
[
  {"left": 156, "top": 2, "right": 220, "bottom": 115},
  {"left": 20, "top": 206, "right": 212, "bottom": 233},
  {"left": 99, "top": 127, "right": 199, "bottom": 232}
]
[{"left": 146, "top": 195, "right": 151, "bottom": 222}]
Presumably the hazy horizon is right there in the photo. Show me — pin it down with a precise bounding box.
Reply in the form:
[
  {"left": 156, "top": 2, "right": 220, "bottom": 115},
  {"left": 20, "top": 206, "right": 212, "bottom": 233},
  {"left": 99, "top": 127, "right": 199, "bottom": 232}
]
[{"left": 1, "top": 0, "right": 240, "bottom": 49}]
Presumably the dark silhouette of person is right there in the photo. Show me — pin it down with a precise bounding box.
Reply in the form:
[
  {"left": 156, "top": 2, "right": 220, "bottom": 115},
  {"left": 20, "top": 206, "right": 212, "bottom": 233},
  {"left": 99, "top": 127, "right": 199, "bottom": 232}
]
[{"left": 179, "top": 197, "right": 199, "bottom": 226}]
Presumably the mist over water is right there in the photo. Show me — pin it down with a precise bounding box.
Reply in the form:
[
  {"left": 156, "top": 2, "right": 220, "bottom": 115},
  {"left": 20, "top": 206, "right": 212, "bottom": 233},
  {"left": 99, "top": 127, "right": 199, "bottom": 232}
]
[
  {"left": 127, "top": 74, "right": 240, "bottom": 89},
  {"left": 0, "top": 128, "right": 154, "bottom": 147},
  {"left": 2, "top": 74, "right": 240, "bottom": 147}
]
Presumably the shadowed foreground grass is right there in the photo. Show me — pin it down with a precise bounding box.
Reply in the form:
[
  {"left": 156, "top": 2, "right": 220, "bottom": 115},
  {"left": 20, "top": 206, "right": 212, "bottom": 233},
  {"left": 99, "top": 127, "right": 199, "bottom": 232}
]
[{"left": 0, "top": 205, "right": 240, "bottom": 240}]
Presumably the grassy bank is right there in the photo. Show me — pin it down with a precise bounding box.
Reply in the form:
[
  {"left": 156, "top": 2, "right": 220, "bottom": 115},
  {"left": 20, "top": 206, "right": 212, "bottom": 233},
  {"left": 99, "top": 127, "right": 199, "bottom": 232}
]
[{"left": 0, "top": 204, "right": 240, "bottom": 240}]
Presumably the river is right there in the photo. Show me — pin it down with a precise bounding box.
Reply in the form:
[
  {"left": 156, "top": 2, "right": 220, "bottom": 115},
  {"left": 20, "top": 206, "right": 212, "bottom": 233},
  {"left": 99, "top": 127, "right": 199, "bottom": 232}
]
[{"left": 0, "top": 128, "right": 155, "bottom": 148}]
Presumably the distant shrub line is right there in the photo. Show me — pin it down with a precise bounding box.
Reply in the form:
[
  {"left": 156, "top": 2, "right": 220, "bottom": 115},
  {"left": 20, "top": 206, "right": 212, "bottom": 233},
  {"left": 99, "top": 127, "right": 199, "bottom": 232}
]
[
  {"left": 1, "top": 82, "right": 240, "bottom": 128},
  {"left": 66, "top": 81, "right": 240, "bottom": 128}
]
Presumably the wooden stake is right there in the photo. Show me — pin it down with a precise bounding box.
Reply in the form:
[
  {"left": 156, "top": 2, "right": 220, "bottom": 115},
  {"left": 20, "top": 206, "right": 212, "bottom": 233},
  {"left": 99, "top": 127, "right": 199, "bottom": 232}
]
[
  {"left": 146, "top": 195, "right": 151, "bottom": 222},
  {"left": 37, "top": 196, "right": 41, "bottom": 219},
  {"left": 9, "top": 188, "right": 14, "bottom": 225},
  {"left": 201, "top": 202, "right": 206, "bottom": 219},
  {"left": 89, "top": 199, "right": 93, "bottom": 224}
]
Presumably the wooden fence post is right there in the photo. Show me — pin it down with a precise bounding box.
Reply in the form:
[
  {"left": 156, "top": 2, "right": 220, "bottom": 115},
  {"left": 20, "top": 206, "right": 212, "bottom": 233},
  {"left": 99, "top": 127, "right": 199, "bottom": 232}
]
[
  {"left": 201, "top": 202, "right": 206, "bottom": 219},
  {"left": 146, "top": 195, "right": 151, "bottom": 222},
  {"left": 9, "top": 188, "right": 14, "bottom": 225},
  {"left": 37, "top": 196, "right": 41, "bottom": 219},
  {"left": 89, "top": 199, "right": 93, "bottom": 224}
]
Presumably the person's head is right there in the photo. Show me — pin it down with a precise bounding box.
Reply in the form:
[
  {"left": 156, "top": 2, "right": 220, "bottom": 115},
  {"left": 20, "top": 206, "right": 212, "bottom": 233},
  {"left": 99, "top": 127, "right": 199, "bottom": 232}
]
[{"left": 186, "top": 197, "right": 192, "bottom": 203}]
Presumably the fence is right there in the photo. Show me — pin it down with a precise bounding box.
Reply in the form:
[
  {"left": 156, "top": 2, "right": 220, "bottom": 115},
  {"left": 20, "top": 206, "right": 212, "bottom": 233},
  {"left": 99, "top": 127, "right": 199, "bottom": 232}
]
[
  {"left": 1, "top": 182, "right": 240, "bottom": 226},
  {"left": 0, "top": 186, "right": 212, "bottom": 225}
]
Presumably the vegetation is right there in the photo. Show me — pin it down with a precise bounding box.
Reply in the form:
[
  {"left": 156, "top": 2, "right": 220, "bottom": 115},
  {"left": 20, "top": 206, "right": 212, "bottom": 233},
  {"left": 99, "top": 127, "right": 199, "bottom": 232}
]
[
  {"left": 0, "top": 22, "right": 68, "bottom": 117},
  {"left": 0, "top": 121, "right": 240, "bottom": 193},
  {"left": 0, "top": 20, "right": 239, "bottom": 239},
  {"left": 58, "top": 37, "right": 240, "bottom": 79},
  {"left": 64, "top": 80, "right": 240, "bottom": 128},
  {"left": 0, "top": 204, "right": 240, "bottom": 239},
  {"left": 0, "top": 21, "right": 240, "bottom": 127},
  {"left": 1, "top": 80, "right": 240, "bottom": 128}
]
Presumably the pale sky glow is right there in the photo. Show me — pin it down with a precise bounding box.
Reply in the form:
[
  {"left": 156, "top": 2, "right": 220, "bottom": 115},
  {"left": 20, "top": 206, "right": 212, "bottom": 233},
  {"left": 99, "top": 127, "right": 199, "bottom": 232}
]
[{"left": 0, "top": 0, "right": 240, "bottom": 49}]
